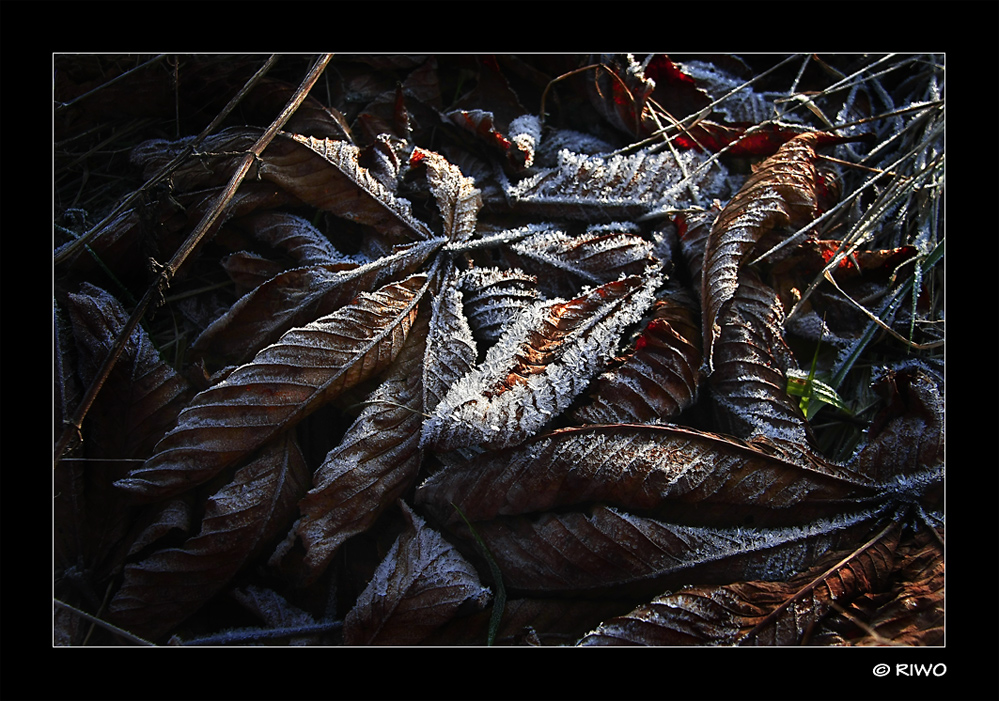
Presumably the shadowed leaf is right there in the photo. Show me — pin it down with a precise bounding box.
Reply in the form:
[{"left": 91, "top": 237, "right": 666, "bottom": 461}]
[
  {"left": 343, "top": 502, "right": 490, "bottom": 645},
  {"left": 117, "top": 274, "right": 427, "bottom": 500},
  {"left": 295, "top": 311, "right": 429, "bottom": 584},
  {"left": 578, "top": 517, "right": 902, "bottom": 645},
  {"left": 108, "top": 431, "right": 309, "bottom": 641}
]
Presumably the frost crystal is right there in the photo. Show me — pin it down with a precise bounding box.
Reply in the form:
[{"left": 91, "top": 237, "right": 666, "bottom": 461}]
[
  {"left": 508, "top": 114, "right": 543, "bottom": 168},
  {"left": 421, "top": 272, "right": 661, "bottom": 451},
  {"left": 508, "top": 144, "right": 731, "bottom": 221}
]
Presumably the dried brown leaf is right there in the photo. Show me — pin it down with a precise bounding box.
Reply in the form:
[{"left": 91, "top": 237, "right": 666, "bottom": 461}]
[
  {"left": 190, "top": 239, "right": 440, "bottom": 366},
  {"left": 849, "top": 365, "right": 944, "bottom": 495},
  {"left": 702, "top": 130, "right": 845, "bottom": 371},
  {"left": 108, "top": 431, "right": 309, "bottom": 641},
  {"left": 117, "top": 274, "right": 427, "bottom": 500},
  {"left": 295, "top": 311, "right": 429, "bottom": 584},
  {"left": 460, "top": 503, "right": 891, "bottom": 595},
  {"left": 420, "top": 272, "right": 660, "bottom": 451},
  {"left": 416, "top": 423, "right": 879, "bottom": 528},
  {"left": 343, "top": 502, "right": 490, "bottom": 645},
  {"left": 572, "top": 291, "right": 702, "bottom": 424},
  {"left": 411, "top": 147, "right": 482, "bottom": 243},
  {"left": 578, "top": 518, "right": 902, "bottom": 645},
  {"left": 259, "top": 132, "right": 435, "bottom": 245},
  {"left": 710, "top": 268, "right": 811, "bottom": 444}
]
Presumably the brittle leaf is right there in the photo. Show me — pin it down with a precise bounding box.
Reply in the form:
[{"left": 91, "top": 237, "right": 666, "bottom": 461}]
[
  {"left": 343, "top": 502, "right": 490, "bottom": 645},
  {"left": 421, "top": 272, "right": 660, "bottom": 451},
  {"left": 117, "top": 274, "right": 428, "bottom": 500},
  {"left": 108, "top": 431, "right": 309, "bottom": 641},
  {"left": 191, "top": 239, "right": 441, "bottom": 365},
  {"left": 416, "top": 423, "right": 879, "bottom": 528},
  {"left": 572, "top": 291, "right": 702, "bottom": 425},
  {"left": 702, "top": 130, "right": 846, "bottom": 372},
  {"left": 295, "top": 311, "right": 429, "bottom": 584},
  {"left": 577, "top": 517, "right": 902, "bottom": 645},
  {"left": 458, "top": 504, "right": 891, "bottom": 595}
]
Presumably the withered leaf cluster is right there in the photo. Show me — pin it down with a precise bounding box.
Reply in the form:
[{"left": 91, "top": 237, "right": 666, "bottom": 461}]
[{"left": 54, "top": 53, "right": 943, "bottom": 647}]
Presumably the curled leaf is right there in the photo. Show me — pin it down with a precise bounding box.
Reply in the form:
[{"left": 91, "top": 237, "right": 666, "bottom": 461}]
[
  {"left": 410, "top": 147, "right": 482, "bottom": 243},
  {"left": 709, "top": 268, "right": 812, "bottom": 444},
  {"left": 702, "top": 130, "right": 846, "bottom": 371}
]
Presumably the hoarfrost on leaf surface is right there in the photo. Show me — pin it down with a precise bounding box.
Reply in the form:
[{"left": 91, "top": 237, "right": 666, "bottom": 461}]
[{"left": 421, "top": 271, "right": 661, "bottom": 451}]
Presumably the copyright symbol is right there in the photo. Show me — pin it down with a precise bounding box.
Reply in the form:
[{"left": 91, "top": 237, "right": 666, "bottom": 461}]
[{"left": 873, "top": 663, "right": 891, "bottom": 677}]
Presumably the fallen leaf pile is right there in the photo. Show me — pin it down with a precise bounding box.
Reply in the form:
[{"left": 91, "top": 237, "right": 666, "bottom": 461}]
[{"left": 54, "top": 53, "right": 944, "bottom": 646}]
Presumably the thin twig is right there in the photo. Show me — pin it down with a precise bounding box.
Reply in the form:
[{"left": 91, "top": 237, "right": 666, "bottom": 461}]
[
  {"left": 176, "top": 619, "right": 343, "bottom": 646},
  {"left": 54, "top": 54, "right": 333, "bottom": 466},
  {"left": 736, "top": 515, "right": 900, "bottom": 645},
  {"left": 54, "top": 599, "right": 155, "bottom": 646},
  {"left": 54, "top": 54, "right": 281, "bottom": 267},
  {"left": 55, "top": 54, "right": 168, "bottom": 113}
]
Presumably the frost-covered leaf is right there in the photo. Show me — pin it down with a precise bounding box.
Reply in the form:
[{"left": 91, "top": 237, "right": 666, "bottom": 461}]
[
  {"left": 295, "top": 310, "right": 428, "bottom": 584},
  {"left": 675, "top": 58, "right": 783, "bottom": 126},
  {"left": 506, "top": 146, "right": 722, "bottom": 222},
  {"left": 502, "top": 223, "right": 658, "bottom": 299},
  {"left": 571, "top": 290, "right": 702, "bottom": 424},
  {"left": 457, "top": 266, "right": 540, "bottom": 345},
  {"left": 578, "top": 518, "right": 902, "bottom": 645},
  {"left": 190, "top": 239, "right": 441, "bottom": 366},
  {"left": 584, "top": 54, "right": 658, "bottom": 138},
  {"left": 258, "top": 132, "right": 436, "bottom": 246},
  {"left": 234, "top": 210, "right": 361, "bottom": 268},
  {"left": 457, "top": 503, "right": 892, "bottom": 595},
  {"left": 423, "top": 264, "right": 478, "bottom": 413},
  {"left": 343, "top": 502, "right": 490, "bottom": 645},
  {"left": 421, "top": 272, "right": 660, "bottom": 451},
  {"left": 410, "top": 147, "right": 482, "bottom": 243},
  {"left": 701, "top": 130, "right": 849, "bottom": 372},
  {"left": 416, "top": 423, "right": 879, "bottom": 529},
  {"left": 445, "top": 108, "right": 535, "bottom": 172},
  {"left": 117, "top": 274, "right": 427, "bottom": 500},
  {"left": 674, "top": 206, "right": 721, "bottom": 299},
  {"left": 108, "top": 431, "right": 309, "bottom": 641},
  {"left": 709, "top": 268, "right": 812, "bottom": 445},
  {"left": 849, "top": 365, "right": 944, "bottom": 492}
]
